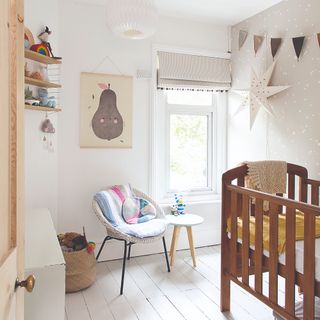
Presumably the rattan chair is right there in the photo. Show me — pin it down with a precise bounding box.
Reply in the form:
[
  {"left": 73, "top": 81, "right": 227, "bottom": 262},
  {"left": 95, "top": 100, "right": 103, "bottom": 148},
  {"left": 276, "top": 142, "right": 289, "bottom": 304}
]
[{"left": 92, "top": 188, "right": 170, "bottom": 295}]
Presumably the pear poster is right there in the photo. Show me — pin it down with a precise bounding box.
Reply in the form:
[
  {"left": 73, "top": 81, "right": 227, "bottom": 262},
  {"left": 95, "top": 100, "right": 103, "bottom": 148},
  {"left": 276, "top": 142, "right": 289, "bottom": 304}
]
[{"left": 80, "top": 72, "right": 133, "bottom": 148}]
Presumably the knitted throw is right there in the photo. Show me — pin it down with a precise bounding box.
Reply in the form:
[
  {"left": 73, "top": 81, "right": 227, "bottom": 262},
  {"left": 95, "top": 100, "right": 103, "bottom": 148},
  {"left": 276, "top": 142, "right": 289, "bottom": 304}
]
[{"left": 244, "top": 161, "right": 287, "bottom": 211}]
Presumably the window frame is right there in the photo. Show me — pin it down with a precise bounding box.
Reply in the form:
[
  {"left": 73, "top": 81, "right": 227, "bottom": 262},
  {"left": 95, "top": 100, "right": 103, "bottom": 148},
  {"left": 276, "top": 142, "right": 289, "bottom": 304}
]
[{"left": 164, "top": 95, "right": 217, "bottom": 196}]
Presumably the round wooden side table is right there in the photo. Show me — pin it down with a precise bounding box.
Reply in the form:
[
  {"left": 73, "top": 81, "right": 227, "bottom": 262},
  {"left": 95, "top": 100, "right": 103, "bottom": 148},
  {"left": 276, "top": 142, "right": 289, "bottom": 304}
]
[{"left": 165, "top": 214, "right": 204, "bottom": 268}]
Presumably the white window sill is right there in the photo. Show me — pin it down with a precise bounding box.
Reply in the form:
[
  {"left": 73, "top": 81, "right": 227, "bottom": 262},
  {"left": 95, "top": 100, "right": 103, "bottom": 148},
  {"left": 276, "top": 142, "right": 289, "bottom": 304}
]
[{"left": 158, "top": 192, "right": 221, "bottom": 207}]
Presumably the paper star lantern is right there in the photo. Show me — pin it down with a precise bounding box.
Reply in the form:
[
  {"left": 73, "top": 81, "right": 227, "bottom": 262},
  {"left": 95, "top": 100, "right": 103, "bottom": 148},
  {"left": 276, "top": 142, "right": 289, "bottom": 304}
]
[{"left": 234, "top": 61, "right": 290, "bottom": 129}]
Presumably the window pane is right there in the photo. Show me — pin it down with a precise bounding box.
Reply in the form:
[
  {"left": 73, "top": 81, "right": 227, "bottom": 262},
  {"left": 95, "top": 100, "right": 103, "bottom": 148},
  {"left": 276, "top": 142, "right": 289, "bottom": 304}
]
[
  {"left": 170, "top": 114, "right": 208, "bottom": 191},
  {"left": 167, "top": 91, "right": 212, "bottom": 106}
]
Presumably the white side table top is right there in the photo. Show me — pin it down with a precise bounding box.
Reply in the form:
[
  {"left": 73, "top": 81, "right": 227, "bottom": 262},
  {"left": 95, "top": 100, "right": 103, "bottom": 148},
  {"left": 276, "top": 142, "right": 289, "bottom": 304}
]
[{"left": 165, "top": 213, "right": 204, "bottom": 227}]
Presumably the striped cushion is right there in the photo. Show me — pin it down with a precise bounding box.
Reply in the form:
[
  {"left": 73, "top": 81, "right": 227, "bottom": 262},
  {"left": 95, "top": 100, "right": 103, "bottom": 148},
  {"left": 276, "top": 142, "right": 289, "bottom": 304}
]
[{"left": 94, "top": 184, "right": 133, "bottom": 227}]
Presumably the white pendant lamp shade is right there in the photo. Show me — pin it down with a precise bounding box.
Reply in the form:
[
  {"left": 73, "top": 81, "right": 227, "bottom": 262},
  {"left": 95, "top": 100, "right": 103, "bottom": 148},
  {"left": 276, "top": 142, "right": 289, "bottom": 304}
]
[{"left": 106, "top": 0, "right": 158, "bottom": 39}]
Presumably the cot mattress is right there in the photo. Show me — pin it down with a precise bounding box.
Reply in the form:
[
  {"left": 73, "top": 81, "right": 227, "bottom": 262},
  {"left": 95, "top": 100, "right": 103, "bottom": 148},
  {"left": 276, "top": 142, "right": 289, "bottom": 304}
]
[
  {"left": 228, "top": 234, "right": 320, "bottom": 281},
  {"left": 278, "top": 238, "right": 320, "bottom": 281}
]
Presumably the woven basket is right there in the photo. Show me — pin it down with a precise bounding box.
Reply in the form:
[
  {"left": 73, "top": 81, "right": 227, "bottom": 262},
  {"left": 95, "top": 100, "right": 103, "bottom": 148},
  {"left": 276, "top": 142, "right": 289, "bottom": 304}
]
[{"left": 64, "top": 248, "right": 96, "bottom": 293}]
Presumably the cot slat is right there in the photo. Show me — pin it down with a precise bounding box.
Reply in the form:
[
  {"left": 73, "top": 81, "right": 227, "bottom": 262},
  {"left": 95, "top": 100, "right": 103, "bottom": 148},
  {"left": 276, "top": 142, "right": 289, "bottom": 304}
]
[
  {"left": 230, "top": 191, "right": 238, "bottom": 276},
  {"left": 237, "top": 176, "right": 245, "bottom": 187},
  {"left": 285, "top": 207, "right": 296, "bottom": 315},
  {"left": 288, "top": 174, "right": 295, "bottom": 200},
  {"left": 241, "top": 195, "right": 249, "bottom": 285},
  {"left": 299, "top": 177, "right": 307, "bottom": 203},
  {"left": 311, "top": 185, "right": 319, "bottom": 206},
  {"left": 269, "top": 203, "right": 278, "bottom": 304},
  {"left": 303, "top": 212, "right": 315, "bottom": 320},
  {"left": 254, "top": 198, "right": 263, "bottom": 294}
]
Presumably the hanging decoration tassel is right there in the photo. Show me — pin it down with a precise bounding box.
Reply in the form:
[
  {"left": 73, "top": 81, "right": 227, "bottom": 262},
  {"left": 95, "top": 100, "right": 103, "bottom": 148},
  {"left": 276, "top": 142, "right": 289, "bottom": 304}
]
[
  {"left": 271, "top": 38, "right": 282, "bottom": 60},
  {"left": 239, "top": 30, "right": 248, "bottom": 50},
  {"left": 254, "top": 35, "right": 264, "bottom": 55},
  {"left": 41, "top": 116, "right": 56, "bottom": 152},
  {"left": 292, "top": 36, "right": 305, "bottom": 61}
]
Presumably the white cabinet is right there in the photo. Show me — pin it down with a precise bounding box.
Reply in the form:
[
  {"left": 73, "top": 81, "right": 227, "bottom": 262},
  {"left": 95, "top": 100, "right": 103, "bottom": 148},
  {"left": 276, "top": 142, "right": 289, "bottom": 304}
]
[{"left": 25, "top": 208, "right": 65, "bottom": 320}]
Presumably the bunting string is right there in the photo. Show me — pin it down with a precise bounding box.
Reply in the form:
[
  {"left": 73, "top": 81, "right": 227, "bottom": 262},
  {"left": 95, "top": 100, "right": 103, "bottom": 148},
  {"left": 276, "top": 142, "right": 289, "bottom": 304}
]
[
  {"left": 235, "top": 28, "right": 320, "bottom": 40},
  {"left": 236, "top": 29, "right": 320, "bottom": 60}
]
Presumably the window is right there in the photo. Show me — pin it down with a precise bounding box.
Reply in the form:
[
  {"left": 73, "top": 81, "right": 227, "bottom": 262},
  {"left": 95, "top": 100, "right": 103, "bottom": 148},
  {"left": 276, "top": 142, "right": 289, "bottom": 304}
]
[
  {"left": 167, "top": 91, "right": 214, "bottom": 193},
  {"left": 151, "top": 88, "right": 227, "bottom": 202}
]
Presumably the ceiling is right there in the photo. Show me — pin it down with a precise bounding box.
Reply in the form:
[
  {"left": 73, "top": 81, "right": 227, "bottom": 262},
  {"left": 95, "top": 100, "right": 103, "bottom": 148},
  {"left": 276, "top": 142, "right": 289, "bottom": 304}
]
[
  {"left": 75, "top": 0, "right": 283, "bottom": 26},
  {"left": 154, "top": 0, "right": 283, "bottom": 25}
]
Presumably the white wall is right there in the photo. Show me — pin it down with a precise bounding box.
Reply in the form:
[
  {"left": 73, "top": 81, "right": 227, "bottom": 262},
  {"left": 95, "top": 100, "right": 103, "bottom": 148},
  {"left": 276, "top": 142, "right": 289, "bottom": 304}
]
[
  {"left": 24, "top": 0, "right": 60, "bottom": 227},
  {"left": 229, "top": 0, "right": 320, "bottom": 180},
  {"left": 58, "top": 1, "right": 228, "bottom": 259}
]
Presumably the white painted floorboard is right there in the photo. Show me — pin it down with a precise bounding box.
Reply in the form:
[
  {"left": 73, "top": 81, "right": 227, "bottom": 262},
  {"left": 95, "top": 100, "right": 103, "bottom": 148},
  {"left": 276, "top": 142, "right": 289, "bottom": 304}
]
[{"left": 66, "top": 245, "right": 281, "bottom": 320}]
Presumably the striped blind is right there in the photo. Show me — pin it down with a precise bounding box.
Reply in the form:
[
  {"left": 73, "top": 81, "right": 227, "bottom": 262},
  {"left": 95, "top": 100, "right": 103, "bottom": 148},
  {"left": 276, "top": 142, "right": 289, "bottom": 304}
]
[{"left": 157, "top": 51, "right": 231, "bottom": 91}]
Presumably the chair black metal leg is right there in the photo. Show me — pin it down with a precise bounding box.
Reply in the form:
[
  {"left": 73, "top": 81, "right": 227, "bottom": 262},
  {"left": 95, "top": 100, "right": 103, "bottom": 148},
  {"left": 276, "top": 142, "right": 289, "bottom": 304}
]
[
  {"left": 162, "top": 236, "right": 170, "bottom": 272},
  {"left": 127, "top": 243, "right": 132, "bottom": 260},
  {"left": 96, "top": 236, "right": 110, "bottom": 261},
  {"left": 120, "top": 241, "right": 127, "bottom": 295}
]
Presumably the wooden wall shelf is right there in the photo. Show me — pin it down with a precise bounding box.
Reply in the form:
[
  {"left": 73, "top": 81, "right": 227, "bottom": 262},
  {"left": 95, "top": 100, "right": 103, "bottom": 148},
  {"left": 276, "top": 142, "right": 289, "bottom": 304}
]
[
  {"left": 25, "top": 105, "right": 62, "bottom": 112},
  {"left": 24, "top": 49, "right": 62, "bottom": 112},
  {"left": 25, "top": 76, "right": 61, "bottom": 89},
  {"left": 25, "top": 49, "right": 61, "bottom": 65}
]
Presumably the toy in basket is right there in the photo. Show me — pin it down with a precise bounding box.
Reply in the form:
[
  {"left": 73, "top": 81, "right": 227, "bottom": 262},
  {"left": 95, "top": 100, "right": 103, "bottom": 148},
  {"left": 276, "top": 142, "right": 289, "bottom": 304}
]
[{"left": 58, "top": 228, "right": 96, "bottom": 293}]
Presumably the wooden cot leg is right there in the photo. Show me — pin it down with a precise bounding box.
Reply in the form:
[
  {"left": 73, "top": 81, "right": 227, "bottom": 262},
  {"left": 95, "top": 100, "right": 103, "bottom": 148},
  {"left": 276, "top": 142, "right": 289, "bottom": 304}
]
[
  {"left": 170, "top": 226, "right": 181, "bottom": 267},
  {"left": 220, "top": 239, "right": 231, "bottom": 312},
  {"left": 220, "top": 271, "right": 231, "bottom": 312},
  {"left": 186, "top": 226, "right": 197, "bottom": 267}
]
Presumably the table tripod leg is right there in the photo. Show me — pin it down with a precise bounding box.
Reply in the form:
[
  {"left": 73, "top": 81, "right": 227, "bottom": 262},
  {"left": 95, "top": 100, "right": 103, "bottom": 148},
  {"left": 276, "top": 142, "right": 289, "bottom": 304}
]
[
  {"left": 187, "top": 226, "right": 196, "bottom": 267},
  {"left": 170, "top": 226, "right": 181, "bottom": 267}
]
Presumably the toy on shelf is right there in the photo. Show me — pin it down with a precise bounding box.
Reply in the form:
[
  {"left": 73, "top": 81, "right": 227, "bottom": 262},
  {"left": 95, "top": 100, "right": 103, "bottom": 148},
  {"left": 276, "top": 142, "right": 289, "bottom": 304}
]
[
  {"left": 171, "top": 193, "right": 186, "bottom": 215},
  {"left": 30, "top": 26, "right": 61, "bottom": 59},
  {"left": 24, "top": 27, "right": 35, "bottom": 49},
  {"left": 39, "top": 65, "right": 49, "bottom": 81},
  {"left": 38, "top": 88, "right": 56, "bottom": 108},
  {"left": 25, "top": 86, "right": 40, "bottom": 106},
  {"left": 24, "top": 63, "right": 31, "bottom": 77},
  {"left": 30, "top": 43, "right": 50, "bottom": 56},
  {"left": 28, "top": 65, "right": 49, "bottom": 82},
  {"left": 30, "top": 71, "right": 44, "bottom": 81}
]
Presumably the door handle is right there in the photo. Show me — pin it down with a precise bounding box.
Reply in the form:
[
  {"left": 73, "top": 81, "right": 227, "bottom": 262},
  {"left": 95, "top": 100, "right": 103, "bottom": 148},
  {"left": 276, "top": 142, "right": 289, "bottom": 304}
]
[{"left": 15, "top": 275, "right": 36, "bottom": 293}]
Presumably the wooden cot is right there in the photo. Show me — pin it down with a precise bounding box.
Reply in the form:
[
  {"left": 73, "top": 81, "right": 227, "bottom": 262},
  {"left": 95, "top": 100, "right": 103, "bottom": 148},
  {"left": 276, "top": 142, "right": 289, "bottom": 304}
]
[{"left": 220, "top": 163, "right": 320, "bottom": 320}]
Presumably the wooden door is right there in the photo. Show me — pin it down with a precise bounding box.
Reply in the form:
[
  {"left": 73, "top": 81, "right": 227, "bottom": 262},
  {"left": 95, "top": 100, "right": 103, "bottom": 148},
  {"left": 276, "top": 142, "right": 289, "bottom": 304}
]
[{"left": 0, "top": 0, "right": 25, "bottom": 319}]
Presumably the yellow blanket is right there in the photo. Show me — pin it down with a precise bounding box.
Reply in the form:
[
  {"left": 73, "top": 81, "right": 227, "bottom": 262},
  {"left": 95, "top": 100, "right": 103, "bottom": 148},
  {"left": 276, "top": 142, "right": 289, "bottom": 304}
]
[{"left": 227, "top": 211, "right": 320, "bottom": 254}]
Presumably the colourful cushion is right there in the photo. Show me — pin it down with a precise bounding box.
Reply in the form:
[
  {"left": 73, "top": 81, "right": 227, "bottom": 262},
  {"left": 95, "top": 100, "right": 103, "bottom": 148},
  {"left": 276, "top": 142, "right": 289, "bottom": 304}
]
[{"left": 122, "top": 197, "right": 156, "bottom": 224}]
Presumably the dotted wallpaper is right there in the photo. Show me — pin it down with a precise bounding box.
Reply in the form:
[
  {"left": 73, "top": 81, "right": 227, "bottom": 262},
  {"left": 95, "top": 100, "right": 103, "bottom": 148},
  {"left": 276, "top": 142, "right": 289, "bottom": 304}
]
[{"left": 229, "top": 0, "right": 320, "bottom": 178}]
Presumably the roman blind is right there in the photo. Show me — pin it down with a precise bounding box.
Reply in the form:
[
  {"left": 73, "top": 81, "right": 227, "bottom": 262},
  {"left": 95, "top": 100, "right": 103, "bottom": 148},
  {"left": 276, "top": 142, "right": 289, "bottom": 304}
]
[{"left": 157, "top": 51, "right": 231, "bottom": 91}]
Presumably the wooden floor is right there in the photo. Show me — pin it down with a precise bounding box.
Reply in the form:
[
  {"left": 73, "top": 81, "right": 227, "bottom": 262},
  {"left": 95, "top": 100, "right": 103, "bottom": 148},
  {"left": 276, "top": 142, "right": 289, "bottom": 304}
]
[{"left": 65, "top": 245, "right": 283, "bottom": 320}]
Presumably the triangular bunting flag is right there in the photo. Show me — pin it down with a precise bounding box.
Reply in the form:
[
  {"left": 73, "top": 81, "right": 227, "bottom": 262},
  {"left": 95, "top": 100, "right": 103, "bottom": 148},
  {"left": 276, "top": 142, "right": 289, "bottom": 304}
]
[
  {"left": 317, "top": 33, "right": 320, "bottom": 48},
  {"left": 239, "top": 30, "right": 248, "bottom": 50},
  {"left": 292, "top": 36, "right": 305, "bottom": 61},
  {"left": 254, "top": 35, "right": 264, "bottom": 55},
  {"left": 271, "top": 38, "right": 282, "bottom": 59}
]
